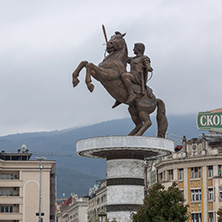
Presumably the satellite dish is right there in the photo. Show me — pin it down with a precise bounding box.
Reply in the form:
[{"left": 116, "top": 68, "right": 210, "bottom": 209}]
[{"left": 21, "top": 144, "right": 27, "bottom": 151}]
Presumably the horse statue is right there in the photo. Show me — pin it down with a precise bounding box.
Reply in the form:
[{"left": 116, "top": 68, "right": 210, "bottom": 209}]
[{"left": 72, "top": 31, "right": 168, "bottom": 137}]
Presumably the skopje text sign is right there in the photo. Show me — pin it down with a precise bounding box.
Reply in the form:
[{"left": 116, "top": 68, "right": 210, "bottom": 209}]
[{"left": 197, "top": 108, "right": 222, "bottom": 131}]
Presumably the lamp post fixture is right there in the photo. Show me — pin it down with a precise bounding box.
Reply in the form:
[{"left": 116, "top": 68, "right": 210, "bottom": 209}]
[
  {"left": 98, "top": 209, "right": 107, "bottom": 222},
  {"left": 35, "top": 157, "right": 47, "bottom": 222}
]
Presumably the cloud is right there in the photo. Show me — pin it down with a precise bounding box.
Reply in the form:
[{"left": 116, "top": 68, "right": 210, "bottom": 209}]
[{"left": 0, "top": 0, "right": 222, "bottom": 136}]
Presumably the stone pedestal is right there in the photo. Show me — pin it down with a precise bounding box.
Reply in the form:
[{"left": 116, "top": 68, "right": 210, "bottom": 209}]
[{"left": 76, "top": 136, "right": 174, "bottom": 222}]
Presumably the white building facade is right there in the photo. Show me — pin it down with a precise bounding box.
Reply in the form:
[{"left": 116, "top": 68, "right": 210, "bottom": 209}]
[
  {"left": 88, "top": 181, "right": 107, "bottom": 221},
  {"left": 57, "top": 194, "right": 88, "bottom": 222},
  {"left": 156, "top": 135, "right": 222, "bottom": 222},
  {"left": 0, "top": 150, "right": 55, "bottom": 222}
]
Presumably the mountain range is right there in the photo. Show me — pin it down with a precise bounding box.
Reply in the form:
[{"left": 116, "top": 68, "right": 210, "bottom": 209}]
[{"left": 0, "top": 113, "right": 204, "bottom": 198}]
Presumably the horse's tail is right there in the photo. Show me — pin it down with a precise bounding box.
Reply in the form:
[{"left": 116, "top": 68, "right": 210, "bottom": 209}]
[{"left": 156, "top": 98, "right": 168, "bottom": 138}]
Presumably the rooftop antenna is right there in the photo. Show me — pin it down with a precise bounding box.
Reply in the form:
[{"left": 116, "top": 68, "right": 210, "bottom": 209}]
[{"left": 21, "top": 144, "right": 27, "bottom": 152}]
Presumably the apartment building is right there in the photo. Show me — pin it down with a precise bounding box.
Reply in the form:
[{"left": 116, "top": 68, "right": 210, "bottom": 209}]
[
  {"left": 155, "top": 135, "right": 222, "bottom": 222},
  {"left": 88, "top": 180, "right": 107, "bottom": 221},
  {"left": 0, "top": 149, "right": 55, "bottom": 222},
  {"left": 57, "top": 193, "right": 88, "bottom": 222}
]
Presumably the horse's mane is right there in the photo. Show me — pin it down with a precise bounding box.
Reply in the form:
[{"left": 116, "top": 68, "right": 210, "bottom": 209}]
[
  {"left": 122, "top": 39, "right": 128, "bottom": 68},
  {"left": 113, "top": 32, "right": 128, "bottom": 66}
]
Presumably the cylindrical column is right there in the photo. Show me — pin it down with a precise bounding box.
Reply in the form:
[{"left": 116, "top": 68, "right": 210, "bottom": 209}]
[
  {"left": 106, "top": 159, "right": 144, "bottom": 222},
  {"left": 76, "top": 136, "right": 174, "bottom": 222}
]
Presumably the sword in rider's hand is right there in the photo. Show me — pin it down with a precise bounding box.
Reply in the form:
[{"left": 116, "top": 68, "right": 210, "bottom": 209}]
[
  {"left": 140, "top": 72, "right": 145, "bottom": 96},
  {"left": 102, "top": 24, "right": 108, "bottom": 44}
]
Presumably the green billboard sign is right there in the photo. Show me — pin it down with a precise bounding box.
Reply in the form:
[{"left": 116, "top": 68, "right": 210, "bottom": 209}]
[{"left": 197, "top": 108, "right": 222, "bottom": 131}]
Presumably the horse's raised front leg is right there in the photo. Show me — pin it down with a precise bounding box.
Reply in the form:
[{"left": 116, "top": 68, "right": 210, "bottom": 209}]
[
  {"left": 72, "top": 61, "right": 88, "bottom": 87},
  {"left": 85, "top": 63, "right": 94, "bottom": 92},
  {"left": 85, "top": 63, "right": 108, "bottom": 92}
]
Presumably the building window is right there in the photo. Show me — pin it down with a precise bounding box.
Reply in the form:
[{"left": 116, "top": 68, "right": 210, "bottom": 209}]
[
  {"left": 0, "top": 206, "right": 13, "bottom": 213},
  {"left": 0, "top": 173, "right": 14, "bottom": 180},
  {"left": 208, "top": 188, "right": 214, "bottom": 201},
  {"left": 219, "top": 188, "right": 222, "bottom": 200},
  {"left": 219, "top": 165, "right": 221, "bottom": 176},
  {"left": 159, "top": 172, "right": 163, "bottom": 181},
  {"left": 191, "top": 189, "right": 201, "bottom": 202},
  {"left": 0, "top": 190, "right": 13, "bottom": 196},
  {"left": 191, "top": 167, "right": 201, "bottom": 179},
  {"left": 179, "top": 168, "right": 184, "bottom": 180},
  {"left": 101, "top": 195, "right": 106, "bottom": 203},
  {"left": 209, "top": 212, "right": 213, "bottom": 222},
  {"left": 208, "top": 166, "right": 213, "bottom": 177},
  {"left": 191, "top": 213, "right": 201, "bottom": 222},
  {"left": 168, "top": 170, "right": 173, "bottom": 180}
]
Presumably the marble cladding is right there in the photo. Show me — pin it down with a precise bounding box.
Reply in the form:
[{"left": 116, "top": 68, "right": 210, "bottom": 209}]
[
  {"left": 76, "top": 136, "right": 174, "bottom": 159},
  {"left": 107, "top": 185, "right": 144, "bottom": 205},
  {"left": 107, "top": 159, "right": 144, "bottom": 179}
]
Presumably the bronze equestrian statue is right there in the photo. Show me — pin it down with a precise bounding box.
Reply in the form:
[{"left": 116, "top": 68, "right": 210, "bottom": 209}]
[{"left": 72, "top": 28, "right": 168, "bottom": 137}]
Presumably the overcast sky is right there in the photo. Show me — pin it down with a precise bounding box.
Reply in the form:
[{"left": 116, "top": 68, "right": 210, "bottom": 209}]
[{"left": 0, "top": 0, "right": 222, "bottom": 136}]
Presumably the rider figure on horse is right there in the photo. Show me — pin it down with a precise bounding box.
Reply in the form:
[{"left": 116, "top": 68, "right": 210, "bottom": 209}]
[
  {"left": 72, "top": 29, "right": 168, "bottom": 137},
  {"left": 113, "top": 43, "right": 154, "bottom": 108}
]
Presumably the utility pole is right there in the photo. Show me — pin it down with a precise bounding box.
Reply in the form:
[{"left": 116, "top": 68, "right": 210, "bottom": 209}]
[{"left": 35, "top": 157, "right": 47, "bottom": 222}]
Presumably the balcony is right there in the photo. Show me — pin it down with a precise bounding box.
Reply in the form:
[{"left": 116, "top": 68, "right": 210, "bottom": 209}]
[
  {"left": 0, "top": 188, "right": 19, "bottom": 196},
  {"left": 0, "top": 180, "right": 22, "bottom": 187},
  {"left": 0, "top": 212, "right": 22, "bottom": 220},
  {"left": 0, "top": 196, "right": 22, "bottom": 204}
]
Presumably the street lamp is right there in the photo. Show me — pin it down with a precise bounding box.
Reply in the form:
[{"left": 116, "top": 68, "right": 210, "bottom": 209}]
[
  {"left": 98, "top": 209, "right": 107, "bottom": 222},
  {"left": 35, "top": 157, "right": 47, "bottom": 222}
]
